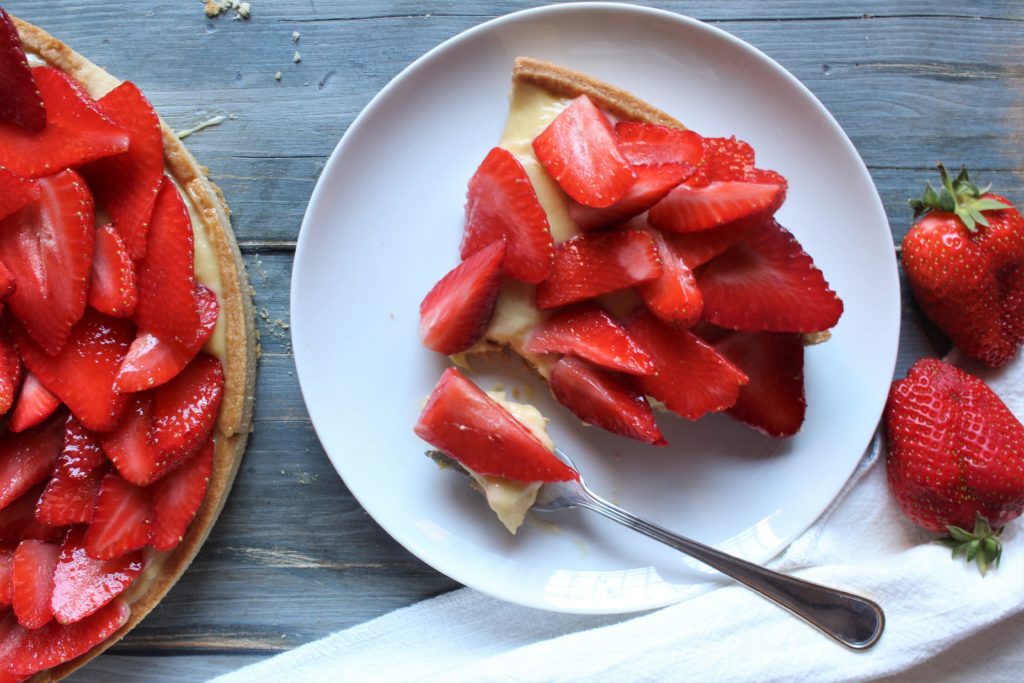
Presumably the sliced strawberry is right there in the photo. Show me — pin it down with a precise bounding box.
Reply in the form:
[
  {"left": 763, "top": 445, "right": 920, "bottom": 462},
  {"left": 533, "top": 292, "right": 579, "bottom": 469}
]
[
  {"left": 133, "top": 178, "right": 199, "bottom": 343},
  {"left": 82, "top": 82, "right": 164, "bottom": 261},
  {"left": 699, "top": 219, "right": 843, "bottom": 332},
  {"left": 87, "top": 224, "right": 137, "bottom": 318},
  {"left": 11, "top": 540, "right": 59, "bottom": 629},
  {"left": 101, "top": 395, "right": 173, "bottom": 486},
  {"left": 13, "top": 310, "right": 133, "bottom": 432},
  {"left": 414, "top": 368, "right": 577, "bottom": 482},
  {"left": 0, "top": 610, "right": 28, "bottom": 680},
  {"left": 420, "top": 240, "right": 505, "bottom": 355},
  {"left": 0, "top": 166, "right": 39, "bottom": 220},
  {"left": 51, "top": 527, "right": 143, "bottom": 625},
  {"left": 524, "top": 302, "right": 654, "bottom": 375},
  {"left": 0, "top": 260, "right": 14, "bottom": 303},
  {"left": 637, "top": 230, "right": 703, "bottom": 327},
  {"left": 150, "top": 438, "right": 213, "bottom": 552},
  {"left": 615, "top": 122, "right": 704, "bottom": 167},
  {"left": 662, "top": 218, "right": 756, "bottom": 269},
  {"left": 0, "top": 67, "right": 129, "bottom": 177},
  {"left": 116, "top": 284, "right": 219, "bottom": 393},
  {"left": 0, "top": 550, "right": 12, "bottom": 607},
  {"left": 549, "top": 356, "right": 665, "bottom": 445},
  {"left": 57, "top": 416, "right": 107, "bottom": 481},
  {"left": 461, "top": 147, "right": 554, "bottom": 284},
  {"left": 150, "top": 354, "right": 224, "bottom": 461},
  {"left": 6, "top": 599, "right": 129, "bottom": 677},
  {"left": 35, "top": 465, "right": 107, "bottom": 527},
  {"left": 569, "top": 163, "right": 694, "bottom": 232},
  {"left": 0, "top": 169, "right": 95, "bottom": 355},
  {"left": 535, "top": 228, "right": 662, "bottom": 310},
  {"left": 0, "top": 8, "right": 45, "bottom": 132},
  {"left": 623, "top": 311, "right": 747, "bottom": 420},
  {"left": 84, "top": 472, "right": 152, "bottom": 561},
  {"left": 533, "top": 95, "right": 635, "bottom": 208},
  {"left": 9, "top": 374, "right": 60, "bottom": 433},
  {"left": 0, "top": 486, "right": 63, "bottom": 545},
  {"left": 0, "top": 419, "right": 64, "bottom": 512},
  {"left": 688, "top": 136, "right": 756, "bottom": 187},
  {"left": 648, "top": 179, "right": 786, "bottom": 233},
  {"left": 0, "top": 332, "right": 21, "bottom": 416},
  {"left": 706, "top": 329, "right": 806, "bottom": 437}
]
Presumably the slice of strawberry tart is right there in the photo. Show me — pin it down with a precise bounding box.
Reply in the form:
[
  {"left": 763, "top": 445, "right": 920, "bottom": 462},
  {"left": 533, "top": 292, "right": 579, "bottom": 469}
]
[{"left": 0, "top": 9, "right": 256, "bottom": 681}]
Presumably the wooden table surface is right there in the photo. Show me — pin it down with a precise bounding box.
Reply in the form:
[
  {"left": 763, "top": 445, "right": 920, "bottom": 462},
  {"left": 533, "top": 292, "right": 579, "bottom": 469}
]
[{"left": 4, "top": 0, "right": 1022, "bottom": 680}]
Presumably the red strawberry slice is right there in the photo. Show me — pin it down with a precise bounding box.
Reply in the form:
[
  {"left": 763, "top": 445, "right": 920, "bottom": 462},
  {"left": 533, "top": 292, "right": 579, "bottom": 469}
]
[
  {"left": 13, "top": 309, "right": 133, "bottom": 432},
  {"left": 84, "top": 472, "right": 152, "bottom": 561},
  {"left": 0, "top": 610, "right": 28, "bottom": 679},
  {"left": 705, "top": 329, "right": 806, "bottom": 437},
  {"left": 87, "top": 224, "right": 137, "bottom": 318},
  {"left": 623, "top": 311, "right": 747, "bottom": 420},
  {"left": 82, "top": 82, "right": 164, "bottom": 261},
  {"left": 615, "top": 122, "right": 704, "bottom": 167},
  {"left": 35, "top": 465, "right": 107, "bottom": 527},
  {"left": 461, "top": 147, "right": 554, "bottom": 284},
  {"left": 414, "top": 368, "right": 577, "bottom": 482},
  {"left": 0, "top": 550, "right": 12, "bottom": 607},
  {"left": 101, "top": 394, "right": 175, "bottom": 486},
  {"left": 524, "top": 303, "right": 654, "bottom": 375},
  {"left": 11, "top": 540, "right": 58, "bottom": 629},
  {"left": 532, "top": 95, "right": 635, "bottom": 208},
  {"left": 51, "top": 527, "right": 143, "bottom": 625},
  {"left": 535, "top": 228, "right": 662, "bottom": 310},
  {"left": 420, "top": 240, "right": 505, "bottom": 355},
  {"left": 0, "top": 260, "right": 15, "bottom": 303},
  {"left": 569, "top": 162, "right": 694, "bottom": 232},
  {"left": 116, "top": 284, "right": 219, "bottom": 393},
  {"left": 0, "top": 8, "right": 45, "bottom": 132},
  {"left": 0, "top": 486, "right": 63, "bottom": 545},
  {"left": 0, "top": 166, "right": 39, "bottom": 220},
  {"left": 6, "top": 599, "right": 129, "bottom": 677},
  {"left": 9, "top": 374, "right": 60, "bottom": 434},
  {"left": 699, "top": 219, "right": 843, "bottom": 332},
  {"left": 150, "top": 354, "right": 224, "bottom": 461},
  {"left": 150, "top": 438, "right": 213, "bottom": 552},
  {"left": 647, "top": 179, "right": 786, "bottom": 233},
  {"left": 549, "top": 356, "right": 665, "bottom": 445},
  {"left": 0, "top": 332, "right": 21, "bottom": 417},
  {"left": 661, "top": 218, "right": 756, "bottom": 269},
  {"left": 58, "top": 417, "right": 107, "bottom": 481},
  {"left": 133, "top": 178, "right": 199, "bottom": 343},
  {"left": 0, "top": 67, "right": 129, "bottom": 177},
  {"left": 0, "top": 419, "right": 64, "bottom": 512},
  {"left": 688, "top": 136, "right": 756, "bottom": 187},
  {"left": 637, "top": 230, "right": 703, "bottom": 327},
  {"left": 0, "top": 169, "right": 95, "bottom": 355}
]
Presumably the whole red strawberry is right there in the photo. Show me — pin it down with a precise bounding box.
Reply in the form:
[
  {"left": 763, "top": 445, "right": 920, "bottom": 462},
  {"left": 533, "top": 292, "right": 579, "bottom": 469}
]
[
  {"left": 902, "top": 164, "right": 1024, "bottom": 367},
  {"left": 885, "top": 358, "right": 1024, "bottom": 574}
]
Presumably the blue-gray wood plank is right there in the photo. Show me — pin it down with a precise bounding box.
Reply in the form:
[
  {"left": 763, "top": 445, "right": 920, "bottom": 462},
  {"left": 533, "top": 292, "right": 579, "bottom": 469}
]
[{"left": 2, "top": 0, "right": 1021, "bottom": 679}]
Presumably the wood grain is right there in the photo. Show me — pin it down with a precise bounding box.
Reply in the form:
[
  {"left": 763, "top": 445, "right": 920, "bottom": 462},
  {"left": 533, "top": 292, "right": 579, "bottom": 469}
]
[{"left": 1, "top": 0, "right": 1020, "bottom": 680}]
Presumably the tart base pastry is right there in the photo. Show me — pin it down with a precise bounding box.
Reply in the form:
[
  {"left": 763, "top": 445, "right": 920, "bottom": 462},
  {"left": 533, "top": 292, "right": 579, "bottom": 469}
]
[{"left": 12, "top": 16, "right": 257, "bottom": 681}]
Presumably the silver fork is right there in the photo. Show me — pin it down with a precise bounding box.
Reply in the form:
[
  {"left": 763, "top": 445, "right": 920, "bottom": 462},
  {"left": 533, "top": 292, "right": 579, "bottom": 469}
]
[{"left": 429, "top": 449, "right": 884, "bottom": 650}]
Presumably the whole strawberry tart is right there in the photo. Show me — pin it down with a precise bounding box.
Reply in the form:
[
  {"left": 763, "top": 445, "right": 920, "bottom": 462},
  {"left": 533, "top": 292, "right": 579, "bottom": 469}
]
[{"left": 0, "top": 9, "right": 256, "bottom": 681}]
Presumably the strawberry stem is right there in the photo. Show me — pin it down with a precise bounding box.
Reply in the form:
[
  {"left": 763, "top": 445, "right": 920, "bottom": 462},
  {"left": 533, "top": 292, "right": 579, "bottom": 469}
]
[
  {"left": 909, "top": 163, "right": 1010, "bottom": 232},
  {"left": 938, "top": 512, "right": 1003, "bottom": 576}
]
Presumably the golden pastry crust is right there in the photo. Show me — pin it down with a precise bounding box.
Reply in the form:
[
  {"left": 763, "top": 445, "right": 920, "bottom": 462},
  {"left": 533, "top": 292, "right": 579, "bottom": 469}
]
[{"left": 11, "top": 16, "right": 257, "bottom": 682}]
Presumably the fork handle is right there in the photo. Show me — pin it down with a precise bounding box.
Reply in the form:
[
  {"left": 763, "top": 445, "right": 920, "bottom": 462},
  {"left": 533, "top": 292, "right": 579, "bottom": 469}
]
[{"left": 574, "top": 493, "right": 884, "bottom": 650}]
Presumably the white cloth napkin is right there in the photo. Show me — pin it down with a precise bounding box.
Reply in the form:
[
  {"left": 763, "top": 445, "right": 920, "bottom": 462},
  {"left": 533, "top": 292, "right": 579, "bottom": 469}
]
[{"left": 213, "top": 352, "right": 1024, "bottom": 683}]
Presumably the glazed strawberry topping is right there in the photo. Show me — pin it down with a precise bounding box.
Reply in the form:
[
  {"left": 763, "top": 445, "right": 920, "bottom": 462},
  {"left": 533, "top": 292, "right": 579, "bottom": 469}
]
[
  {"left": 56, "top": 417, "right": 106, "bottom": 481},
  {"left": 11, "top": 540, "right": 58, "bottom": 629},
  {"left": 535, "top": 228, "right": 662, "bottom": 310},
  {"left": 0, "top": 333, "right": 21, "bottom": 417},
  {"left": 34, "top": 464, "right": 106, "bottom": 527},
  {"left": 0, "top": 167, "right": 39, "bottom": 221},
  {"left": 415, "top": 368, "right": 578, "bottom": 483},
  {"left": 50, "top": 527, "right": 143, "bottom": 625},
  {"left": 420, "top": 240, "right": 505, "bottom": 356},
  {"left": 698, "top": 219, "right": 843, "bottom": 333},
  {"left": 0, "top": 9, "right": 45, "bottom": 132},
  {"left": 87, "top": 224, "right": 138, "bottom": 319},
  {"left": 614, "top": 122, "right": 704, "bottom": 167},
  {"left": 101, "top": 395, "right": 167, "bottom": 486},
  {"left": 461, "top": 147, "right": 554, "bottom": 283},
  {"left": 150, "top": 439, "right": 213, "bottom": 552},
  {"left": 549, "top": 356, "right": 665, "bottom": 446},
  {"left": 150, "top": 354, "right": 224, "bottom": 460},
  {"left": 636, "top": 229, "right": 703, "bottom": 327},
  {"left": 533, "top": 95, "right": 635, "bottom": 208},
  {"left": 648, "top": 179, "right": 786, "bottom": 233},
  {"left": 0, "top": 485, "right": 64, "bottom": 545},
  {"left": 0, "top": 420, "right": 64, "bottom": 512},
  {"left": 83, "top": 82, "right": 164, "bottom": 261},
  {"left": 0, "top": 67, "right": 129, "bottom": 178},
  {"left": 525, "top": 303, "right": 654, "bottom": 375},
  {"left": 0, "top": 551, "right": 11, "bottom": 608},
  {"left": 84, "top": 472, "right": 153, "bottom": 561},
  {"left": 8, "top": 374, "right": 61, "bottom": 434},
  {"left": 0, "top": 169, "right": 95, "bottom": 355},
  {"left": 569, "top": 162, "right": 694, "bottom": 233}
]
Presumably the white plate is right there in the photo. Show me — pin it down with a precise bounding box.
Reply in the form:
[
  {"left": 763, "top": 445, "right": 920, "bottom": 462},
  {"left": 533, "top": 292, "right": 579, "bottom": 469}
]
[{"left": 291, "top": 2, "right": 900, "bottom": 614}]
